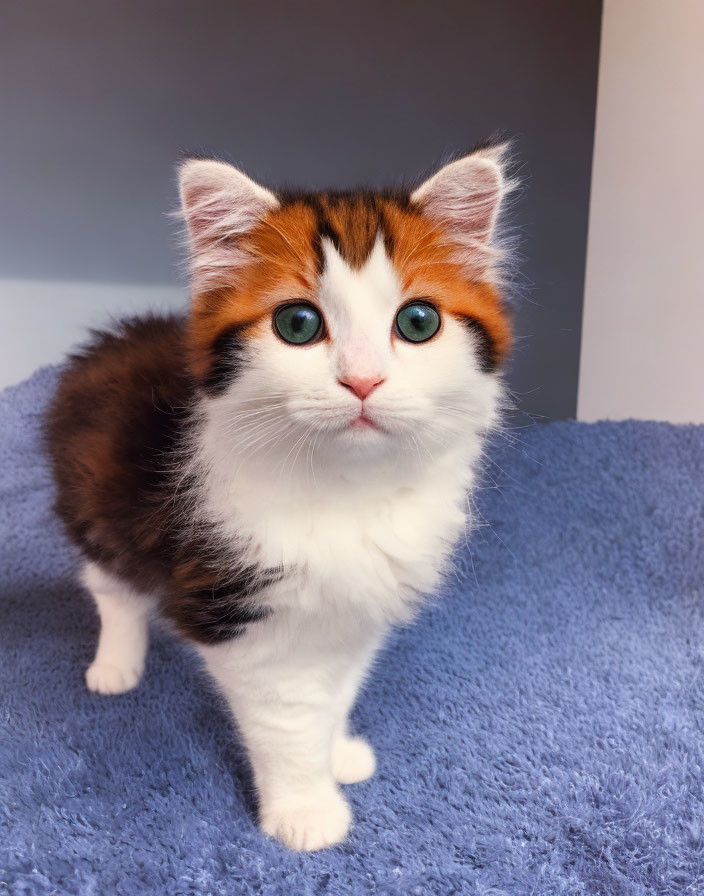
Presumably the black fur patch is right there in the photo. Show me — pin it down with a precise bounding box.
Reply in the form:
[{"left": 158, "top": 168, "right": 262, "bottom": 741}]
[
  {"left": 170, "top": 567, "right": 282, "bottom": 644},
  {"left": 459, "top": 316, "right": 498, "bottom": 372},
  {"left": 45, "top": 314, "right": 276, "bottom": 648},
  {"left": 203, "top": 324, "right": 248, "bottom": 395},
  {"left": 278, "top": 188, "right": 412, "bottom": 272}
]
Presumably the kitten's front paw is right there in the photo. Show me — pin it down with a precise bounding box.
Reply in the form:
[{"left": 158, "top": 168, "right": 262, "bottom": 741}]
[
  {"left": 332, "top": 735, "right": 376, "bottom": 784},
  {"left": 259, "top": 786, "right": 352, "bottom": 851},
  {"left": 85, "top": 662, "right": 142, "bottom": 695}
]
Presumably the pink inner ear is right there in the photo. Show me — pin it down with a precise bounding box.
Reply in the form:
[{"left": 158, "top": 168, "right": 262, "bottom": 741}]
[
  {"left": 179, "top": 160, "right": 278, "bottom": 294},
  {"left": 413, "top": 157, "right": 504, "bottom": 245},
  {"left": 427, "top": 163, "right": 502, "bottom": 242},
  {"left": 410, "top": 154, "right": 508, "bottom": 279}
]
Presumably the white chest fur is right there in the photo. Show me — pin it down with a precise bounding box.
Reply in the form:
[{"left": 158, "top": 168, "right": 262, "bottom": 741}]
[{"left": 189, "top": 405, "right": 480, "bottom": 626}]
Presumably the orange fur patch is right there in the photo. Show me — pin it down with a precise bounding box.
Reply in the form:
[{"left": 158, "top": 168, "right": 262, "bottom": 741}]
[
  {"left": 188, "top": 202, "right": 319, "bottom": 380},
  {"left": 381, "top": 202, "right": 511, "bottom": 363},
  {"left": 188, "top": 194, "right": 511, "bottom": 381}
]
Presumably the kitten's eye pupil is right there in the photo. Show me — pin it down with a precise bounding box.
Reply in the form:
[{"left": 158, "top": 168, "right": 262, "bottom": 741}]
[
  {"left": 274, "top": 304, "right": 323, "bottom": 345},
  {"left": 395, "top": 302, "right": 441, "bottom": 343}
]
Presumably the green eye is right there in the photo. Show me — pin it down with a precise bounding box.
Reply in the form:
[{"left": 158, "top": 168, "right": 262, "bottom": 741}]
[
  {"left": 395, "top": 302, "right": 441, "bottom": 343},
  {"left": 273, "top": 303, "right": 323, "bottom": 345}
]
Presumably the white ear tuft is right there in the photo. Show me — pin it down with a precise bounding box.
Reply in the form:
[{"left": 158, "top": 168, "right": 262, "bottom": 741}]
[
  {"left": 178, "top": 159, "right": 279, "bottom": 294},
  {"left": 411, "top": 144, "right": 513, "bottom": 278}
]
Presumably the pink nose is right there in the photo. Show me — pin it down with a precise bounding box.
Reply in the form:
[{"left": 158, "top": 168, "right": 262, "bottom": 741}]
[{"left": 338, "top": 375, "right": 385, "bottom": 401}]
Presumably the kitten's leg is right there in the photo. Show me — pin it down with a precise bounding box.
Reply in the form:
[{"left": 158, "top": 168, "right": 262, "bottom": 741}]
[
  {"left": 330, "top": 630, "right": 385, "bottom": 785},
  {"left": 199, "top": 620, "right": 384, "bottom": 851},
  {"left": 81, "top": 561, "right": 154, "bottom": 695},
  {"left": 331, "top": 733, "right": 376, "bottom": 785}
]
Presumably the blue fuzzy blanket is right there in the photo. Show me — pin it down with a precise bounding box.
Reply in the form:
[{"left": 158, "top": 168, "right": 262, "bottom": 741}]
[{"left": 2, "top": 367, "right": 704, "bottom": 895}]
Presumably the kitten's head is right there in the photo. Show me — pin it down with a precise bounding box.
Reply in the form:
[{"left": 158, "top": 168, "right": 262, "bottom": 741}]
[{"left": 178, "top": 147, "right": 513, "bottom": 474}]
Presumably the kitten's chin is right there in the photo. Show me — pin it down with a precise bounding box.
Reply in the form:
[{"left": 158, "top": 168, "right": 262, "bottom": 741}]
[{"left": 322, "top": 416, "right": 400, "bottom": 459}]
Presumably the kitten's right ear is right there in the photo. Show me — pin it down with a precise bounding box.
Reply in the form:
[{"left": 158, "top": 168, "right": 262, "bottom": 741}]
[{"left": 178, "top": 158, "right": 279, "bottom": 294}]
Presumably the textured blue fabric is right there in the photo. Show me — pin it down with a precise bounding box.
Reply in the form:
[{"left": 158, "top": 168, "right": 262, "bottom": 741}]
[{"left": 2, "top": 366, "right": 704, "bottom": 895}]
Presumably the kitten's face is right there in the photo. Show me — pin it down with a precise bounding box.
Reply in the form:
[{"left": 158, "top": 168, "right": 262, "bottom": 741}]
[{"left": 179, "top": 152, "right": 511, "bottom": 470}]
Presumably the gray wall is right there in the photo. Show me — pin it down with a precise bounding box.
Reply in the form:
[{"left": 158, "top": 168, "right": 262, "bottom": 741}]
[{"left": 0, "top": 0, "right": 602, "bottom": 419}]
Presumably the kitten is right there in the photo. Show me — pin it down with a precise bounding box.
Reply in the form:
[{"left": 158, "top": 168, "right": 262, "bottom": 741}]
[{"left": 45, "top": 144, "right": 512, "bottom": 851}]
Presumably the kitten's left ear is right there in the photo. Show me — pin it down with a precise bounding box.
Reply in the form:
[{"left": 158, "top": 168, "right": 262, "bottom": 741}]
[
  {"left": 411, "top": 144, "right": 512, "bottom": 276},
  {"left": 178, "top": 158, "right": 279, "bottom": 294}
]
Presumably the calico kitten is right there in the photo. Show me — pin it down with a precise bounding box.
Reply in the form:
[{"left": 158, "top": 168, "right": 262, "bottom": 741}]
[{"left": 45, "top": 144, "right": 512, "bottom": 851}]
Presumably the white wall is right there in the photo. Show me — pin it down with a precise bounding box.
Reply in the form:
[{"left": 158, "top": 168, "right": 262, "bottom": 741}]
[
  {"left": 0, "top": 281, "right": 184, "bottom": 389},
  {"left": 578, "top": 0, "right": 704, "bottom": 423}
]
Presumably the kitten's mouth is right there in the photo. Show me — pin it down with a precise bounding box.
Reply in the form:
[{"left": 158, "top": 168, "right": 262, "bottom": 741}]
[{"left": 349, "top": 409, "right": 382, "bottom": 432}]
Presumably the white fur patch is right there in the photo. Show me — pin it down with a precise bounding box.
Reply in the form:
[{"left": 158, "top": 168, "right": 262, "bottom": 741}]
[{"left": 81, "top": 562, "right": 154, "bottom": 695}]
